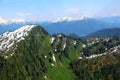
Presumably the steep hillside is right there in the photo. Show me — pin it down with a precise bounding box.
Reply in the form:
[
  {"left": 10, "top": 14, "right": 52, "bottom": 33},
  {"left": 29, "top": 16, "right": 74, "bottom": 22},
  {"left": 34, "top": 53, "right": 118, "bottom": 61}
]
[
  {"left": 0, "top": 25, "right": 83, "bottom": 80},
  {"left": 0, "top": 25, "right": 51, "bottom": 80},
  {"left": 70, "top": 48, "right": 120, "bottom": 80}
]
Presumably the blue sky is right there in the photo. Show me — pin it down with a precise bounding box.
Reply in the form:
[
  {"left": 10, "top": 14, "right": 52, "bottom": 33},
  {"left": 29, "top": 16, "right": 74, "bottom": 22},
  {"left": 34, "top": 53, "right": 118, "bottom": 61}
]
[{"left": 0, "top": 0, "right": 120, "bottom": 21}]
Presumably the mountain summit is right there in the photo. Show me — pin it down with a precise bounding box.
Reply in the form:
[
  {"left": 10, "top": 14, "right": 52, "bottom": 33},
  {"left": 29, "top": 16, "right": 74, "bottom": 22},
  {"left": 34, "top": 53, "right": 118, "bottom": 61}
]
[{"left": 0, "top": 25, "right": 37, "bottom": 51}]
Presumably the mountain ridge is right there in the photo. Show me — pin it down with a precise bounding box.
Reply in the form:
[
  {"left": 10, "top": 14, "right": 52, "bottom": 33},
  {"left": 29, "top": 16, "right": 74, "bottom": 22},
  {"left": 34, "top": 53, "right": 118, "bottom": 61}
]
[{"left": 84, "top": 28, "right": 120, "bottom": 39}]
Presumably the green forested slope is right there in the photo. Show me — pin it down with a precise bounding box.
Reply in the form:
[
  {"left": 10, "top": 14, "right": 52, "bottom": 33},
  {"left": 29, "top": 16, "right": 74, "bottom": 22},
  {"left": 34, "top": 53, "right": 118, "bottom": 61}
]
[
  {"left": 70, "top": 45, "right": 120, "bottom": 80},
  {"left": 0, "top": 26, "right": 82, "bottom": 80},
  {"left": 0, "top": 25, "right": 119, "bottom": 80}
]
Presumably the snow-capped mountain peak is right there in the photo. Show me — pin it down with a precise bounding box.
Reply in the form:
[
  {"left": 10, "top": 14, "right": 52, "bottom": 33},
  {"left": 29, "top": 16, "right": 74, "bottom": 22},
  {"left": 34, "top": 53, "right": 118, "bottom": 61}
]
[
  {"left": 0, "top": 16, "right": 30, "bottom": 25},
  {"left": 0, "top": 25, "right": 37, "bottom": 51},
  {"left": 51, "top": 17, "right": 86, "bottom": 23}
]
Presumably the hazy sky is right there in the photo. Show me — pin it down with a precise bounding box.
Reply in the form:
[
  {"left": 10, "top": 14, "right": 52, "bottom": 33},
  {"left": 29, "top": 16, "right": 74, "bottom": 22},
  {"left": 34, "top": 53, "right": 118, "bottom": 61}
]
[{"left": 0, "top": 0, "right": 120, "bottom": 21}]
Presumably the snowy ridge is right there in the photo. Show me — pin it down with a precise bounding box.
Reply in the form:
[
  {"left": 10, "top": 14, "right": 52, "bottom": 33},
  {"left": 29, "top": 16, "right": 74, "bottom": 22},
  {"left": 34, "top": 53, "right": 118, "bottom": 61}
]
[
  {"left": 0, "top": 25, "right": 37, "bottom": 51},
  {"left": 79, "top": 45, "right": 120, "bottom": 59},
  {"left": 51, "top": 17, "right": 86, "bottom": 23}
]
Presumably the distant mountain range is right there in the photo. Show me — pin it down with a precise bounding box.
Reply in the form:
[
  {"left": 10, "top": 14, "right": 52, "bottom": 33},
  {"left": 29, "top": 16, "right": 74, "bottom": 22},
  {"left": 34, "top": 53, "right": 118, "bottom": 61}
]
[
  {"left": 41, "top": 17, "right": 110, "bottom": 35},
  {"left": 41, "top": 16, "right": 120, "bottom": 36},
  {"left": 0, "top": 16, "right": 29, "bottom": 24},
  {"left": 0, "top": 16, "right": 120, "bottom": 36}
]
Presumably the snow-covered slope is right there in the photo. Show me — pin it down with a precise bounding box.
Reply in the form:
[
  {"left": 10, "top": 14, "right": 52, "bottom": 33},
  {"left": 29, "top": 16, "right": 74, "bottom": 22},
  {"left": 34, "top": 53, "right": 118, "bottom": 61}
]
[{"left": 0, "top": 25, "right": 37, "bottom": 51}]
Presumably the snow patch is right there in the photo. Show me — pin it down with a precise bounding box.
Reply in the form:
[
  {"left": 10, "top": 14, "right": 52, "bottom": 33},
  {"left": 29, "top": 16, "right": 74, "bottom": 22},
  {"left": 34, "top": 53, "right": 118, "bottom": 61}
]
[
  {"left": 5, "top": 56, "right": 8, "bottom": 59},
  {"left": 54, "top": 47, "right": 57, "bottom": 52},
  {"left": 58, "top": 34, "right": 62, "bottom": 37},
  {"left": 44, "top": 55, "right": 47, "bottom": 59},
  {"left": 63, "top": 37, "right": 67, "bottom": 50},
  {"left": 74, "top": 41, "right": 77, "bottom": 46},
  {"left": 63, "top": 42, "right": 66, "bottom": 50},
  {"left": 10, "top": 52, "right": 15, "bottom": 56},
  {"left": 51, "top": 37, "right": 55, "bottom": 44},
  {"left": 82, "top": 44, "right": 86, "bottom": 48},
  {"left": 44, "top": 75, "right": 47, "bottom": 79},
  {"left": 52, "top": 54, "right": 56, "bottom": 62},
  {"left": 86, "top": 53, "right": 107, "bottom": 59},
  {"left": 51, "top": 63, "right": 55, "bottom": 66},
  {"left": 78, "top": 57, "right": 82, "bottom": 59}
]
